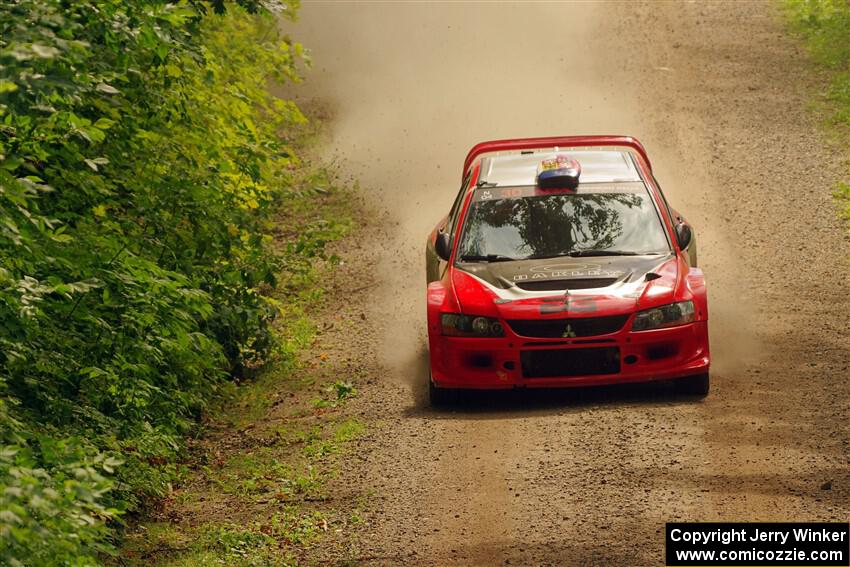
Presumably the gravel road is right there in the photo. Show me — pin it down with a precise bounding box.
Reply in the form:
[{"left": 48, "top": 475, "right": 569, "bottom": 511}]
[{"left": 288, "top": 2, "right": 850, "bottom": 565}]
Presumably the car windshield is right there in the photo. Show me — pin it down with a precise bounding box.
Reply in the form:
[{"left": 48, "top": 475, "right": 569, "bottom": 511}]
[{"left": 457, "top": 186, "right": 670, "bottom": 262}]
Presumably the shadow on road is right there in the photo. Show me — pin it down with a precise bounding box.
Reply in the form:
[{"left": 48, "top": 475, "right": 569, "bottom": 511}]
[{"left": 406, "top": 379, "right": 708, "bottom": 420}]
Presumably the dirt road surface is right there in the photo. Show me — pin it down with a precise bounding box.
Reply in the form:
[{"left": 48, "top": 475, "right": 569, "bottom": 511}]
[{"left": 286, "top": 2, "right": 850, "bottom": 565}]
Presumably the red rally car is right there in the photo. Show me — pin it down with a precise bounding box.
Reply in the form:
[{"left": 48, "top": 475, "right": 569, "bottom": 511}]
[{"left": 425, "top": 136, "right": 710, "bottom": 405}]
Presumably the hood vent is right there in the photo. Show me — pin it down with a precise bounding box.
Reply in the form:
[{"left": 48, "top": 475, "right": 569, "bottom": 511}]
[{"left": 515, "top": 277, "right": 618, "bottom": 292}]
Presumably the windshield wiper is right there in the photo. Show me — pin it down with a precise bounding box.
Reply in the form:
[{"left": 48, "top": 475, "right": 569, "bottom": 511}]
[
  {"left": 524, "top": 252, "right": 570, "bottom": 260},
  {"left": 459, "top": 254, "right": 517, "bottom": 263},
  {"left": 526, "top": 250, "right": 661, "bottom": 260},
  {"left": 568, "top": 249, "right": 659, "bottom": 257}
]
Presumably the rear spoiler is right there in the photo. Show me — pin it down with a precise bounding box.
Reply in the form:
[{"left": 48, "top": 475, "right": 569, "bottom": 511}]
[{"left": 461, "top": 135, "right": 652, "bottom": 182}]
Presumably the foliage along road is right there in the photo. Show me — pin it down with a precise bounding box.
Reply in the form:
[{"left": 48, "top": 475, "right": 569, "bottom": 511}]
[{"left": 286, "top": 2, "right": 850, "bottom": 565}]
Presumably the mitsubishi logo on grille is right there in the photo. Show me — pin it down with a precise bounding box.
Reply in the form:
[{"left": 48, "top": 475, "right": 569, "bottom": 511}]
[{"left": 562, "top": 324, "right": 577, "bottom": 338}]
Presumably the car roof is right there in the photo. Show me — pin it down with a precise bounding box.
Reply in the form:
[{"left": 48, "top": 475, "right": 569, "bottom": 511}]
[{"left": 477, "top": 149, "right": 642, "bottom": 187}]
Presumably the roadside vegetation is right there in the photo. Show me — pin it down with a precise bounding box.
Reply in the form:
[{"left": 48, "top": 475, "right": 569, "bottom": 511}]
[
  {"left": 0, "top": 1, "right": 357, "bottom": 564},
  {"left": 118, "top": 177, "right": 365, "bottom": 566},
  {"left": 782, "top": 0, "right": 850, "bottom": 214}
]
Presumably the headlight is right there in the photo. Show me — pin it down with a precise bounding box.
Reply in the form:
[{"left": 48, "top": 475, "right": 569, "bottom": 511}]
[
  {"left": 632, "top": 301, "right": 695, "bottom": 331},
  {"left": 441, "top": 313, "right": 504, "bottom": 337}
]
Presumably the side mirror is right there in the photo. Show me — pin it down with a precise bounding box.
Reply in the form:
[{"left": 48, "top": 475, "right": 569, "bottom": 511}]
[
  {"left": 675, "top": 222, "right": 692, "bottom": 251},
  {"left": 435, "top": 231, "right": 451, "bottom": 261}
]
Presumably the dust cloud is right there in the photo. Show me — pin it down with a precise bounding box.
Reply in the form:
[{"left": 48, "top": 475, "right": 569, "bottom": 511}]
[{"left": 282, "top": 2, "right": 757, "bottom": 389}]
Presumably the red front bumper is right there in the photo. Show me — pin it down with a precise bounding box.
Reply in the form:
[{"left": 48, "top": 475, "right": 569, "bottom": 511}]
[{"left": 428, "top": 321, "right": 709, "bottom": 389}]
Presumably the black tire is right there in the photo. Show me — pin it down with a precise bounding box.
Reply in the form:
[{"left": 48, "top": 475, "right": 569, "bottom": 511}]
[
  {"left": 429, "top": 378, "right": 458, "bottom": 407},
  {"left": 676, "top": 372, "right": 710, "bottom": 397}
]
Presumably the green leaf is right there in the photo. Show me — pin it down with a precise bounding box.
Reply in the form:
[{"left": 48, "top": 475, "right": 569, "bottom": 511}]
[
  {"left": 93, "top": 118, "right": 115, "bottom": 130},
  {"left": 30, "top": 44, "right": 60, "bottom": 59},
  {"left": 95, "top": 83, "right": 120, "bottom": 95},
  {"left": 78, "top": 126, "right": 106, "bottom": 144}
]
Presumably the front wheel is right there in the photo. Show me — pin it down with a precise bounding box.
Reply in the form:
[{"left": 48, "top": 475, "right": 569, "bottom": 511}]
[
  {"left": 429, "top": 377, "right": 459, "bottom": 407},
  {"left": 675, "top": 372, "right": 710, "bottom": 397}
]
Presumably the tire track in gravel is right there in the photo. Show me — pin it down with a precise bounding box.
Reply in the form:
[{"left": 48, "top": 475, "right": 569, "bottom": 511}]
[{"left": 284, "top": 2, "right": 850, "bottom": 565}]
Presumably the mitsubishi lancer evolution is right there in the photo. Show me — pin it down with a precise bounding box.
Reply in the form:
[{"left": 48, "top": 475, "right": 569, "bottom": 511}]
[{"left": 425, "top": 136, "right": 709, "bottom": 405}]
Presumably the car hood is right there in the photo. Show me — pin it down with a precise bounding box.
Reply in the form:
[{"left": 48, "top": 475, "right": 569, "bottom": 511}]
[{"left": 452, "top": 253, "right": 684, "bottom": 319}]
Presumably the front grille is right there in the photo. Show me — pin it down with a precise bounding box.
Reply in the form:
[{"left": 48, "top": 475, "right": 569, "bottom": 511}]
[
  {"left": 515, "top": 278, "right": 617, "bottom": 291},
  {"left": 521, "top": 347, "right": 620, "bottom": 378},
  {"left": 506, "top": 314, "right": 629, "bottom": 338}
]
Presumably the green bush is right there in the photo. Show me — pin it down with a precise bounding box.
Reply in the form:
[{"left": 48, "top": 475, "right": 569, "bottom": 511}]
[{"left": 0, "top": 0, "right": 306, "bottom": 563}]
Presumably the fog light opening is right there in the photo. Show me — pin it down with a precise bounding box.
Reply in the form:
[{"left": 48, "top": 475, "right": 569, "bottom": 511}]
[
  {"left": 468, "top": 354, "right": 494, "bottom": 368},
  {"left": 646, "top": 343, "right": 678, "bottom": 361},
  {"left": 623, "top": 354, "right": 638, "bottom": 365}
]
